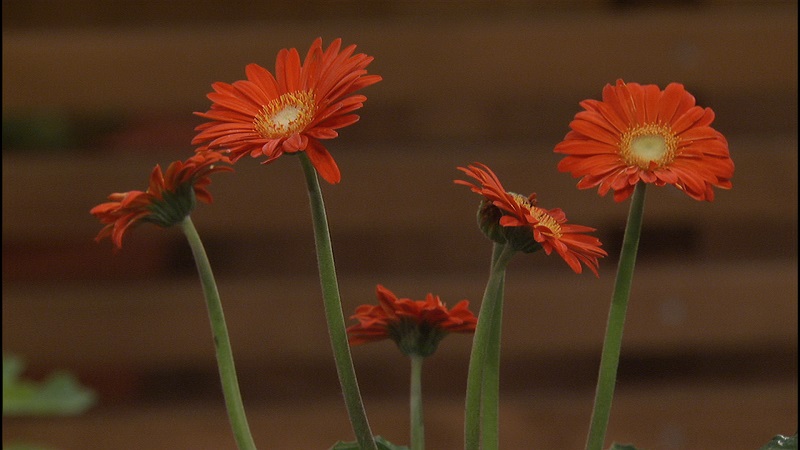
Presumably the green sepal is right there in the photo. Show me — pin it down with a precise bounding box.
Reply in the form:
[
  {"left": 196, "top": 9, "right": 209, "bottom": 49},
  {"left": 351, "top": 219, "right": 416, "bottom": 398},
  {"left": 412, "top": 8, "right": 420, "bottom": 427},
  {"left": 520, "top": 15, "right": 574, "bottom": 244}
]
[
  {"left": 503, "top": 223, "right": 543, "bottom": 254},
  {"left": 145, "top": 182, "right": 196, "bottom": 228},
  {"left": 388, "top": 318, "right": 447, "bottom": 358},
  {"left": 476, "top": 200, "right": 542, "bottom": 254},
  {"left": 477, "top": 199, "right": 507, "bottom": 245}
]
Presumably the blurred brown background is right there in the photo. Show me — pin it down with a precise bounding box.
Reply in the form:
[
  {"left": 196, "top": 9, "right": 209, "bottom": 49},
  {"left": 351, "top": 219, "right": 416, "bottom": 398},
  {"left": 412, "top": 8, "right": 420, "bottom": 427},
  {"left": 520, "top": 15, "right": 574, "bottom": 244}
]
[{"left": 2, "top": 1, "right": 797, "bottom": 449}]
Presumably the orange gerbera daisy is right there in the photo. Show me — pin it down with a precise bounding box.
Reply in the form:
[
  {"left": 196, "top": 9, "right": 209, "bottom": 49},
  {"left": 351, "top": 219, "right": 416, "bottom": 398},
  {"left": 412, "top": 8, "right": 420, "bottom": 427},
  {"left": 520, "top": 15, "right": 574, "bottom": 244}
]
[
  {"left": 554, "top": 79, "right": 734, "bottom": 202},
  {"left": 90, "top": 152, "right": 232, "bottom": 248},
  {"left": 456, "top": 163, "right": 607, "bottom": 276},
  {"left": 192, "top": 37, "right": 382, "bottom": 184},
  {"left": 347, "top": 285, "right": 478, "bottom": 357}
]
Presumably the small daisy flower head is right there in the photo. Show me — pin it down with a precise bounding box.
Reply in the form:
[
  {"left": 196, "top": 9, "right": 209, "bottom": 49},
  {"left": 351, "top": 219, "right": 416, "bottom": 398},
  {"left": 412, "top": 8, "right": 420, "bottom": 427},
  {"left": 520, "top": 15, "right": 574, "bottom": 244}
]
[
  {"left": 90, "top": 151, "right": 232, "bottom": 248},
  {"left": 554, "top": 79, "right": 734, "bottom": 202},
  {"left": 456, "top": 163, "right": 607, "bottom": 276},
  {"left": 347, "top": 285, "right": 478, "bottom": 357}
]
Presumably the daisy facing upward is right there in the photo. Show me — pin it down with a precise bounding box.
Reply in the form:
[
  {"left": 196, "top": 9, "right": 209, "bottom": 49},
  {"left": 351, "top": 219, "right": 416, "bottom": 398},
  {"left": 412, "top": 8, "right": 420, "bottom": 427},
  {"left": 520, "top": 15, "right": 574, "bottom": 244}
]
[
  {"left": 554, "top": 79, "right": 734, "bottom": 202},
  {"left": 192, "top": 37, "right": 382, "bottom": 184}
]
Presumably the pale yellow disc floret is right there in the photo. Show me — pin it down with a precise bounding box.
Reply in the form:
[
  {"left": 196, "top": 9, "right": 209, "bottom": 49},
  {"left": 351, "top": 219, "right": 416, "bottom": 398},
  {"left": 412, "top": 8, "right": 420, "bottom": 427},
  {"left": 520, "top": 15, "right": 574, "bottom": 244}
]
[
  {"left": 620, "top": 123, "right": 679, "bottom": 169},
  {"left": 510, "top": 193, "right": 562, "bottom": 238},
  {"left": 254, "top": 91, "right": 316, "bottom": 138}
]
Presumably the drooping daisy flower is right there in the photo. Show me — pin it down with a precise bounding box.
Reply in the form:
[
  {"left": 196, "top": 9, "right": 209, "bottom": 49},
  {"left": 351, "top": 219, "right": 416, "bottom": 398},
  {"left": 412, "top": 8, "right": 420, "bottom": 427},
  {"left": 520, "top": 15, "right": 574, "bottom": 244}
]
[
  {"left": 456, "top": 163, "right": 607, "bottom": 276},
  {"left": 347, "top": 285, "right": 477, "bottom": 357},
  {"left": 554, "top": 79, "right": 734, "bottom": 202},
  {"left": 192, "top": 37, "right": 382, "bottom": 184},
  {"left": 90, "top": 152, "right": 232, "bottom": 248}
]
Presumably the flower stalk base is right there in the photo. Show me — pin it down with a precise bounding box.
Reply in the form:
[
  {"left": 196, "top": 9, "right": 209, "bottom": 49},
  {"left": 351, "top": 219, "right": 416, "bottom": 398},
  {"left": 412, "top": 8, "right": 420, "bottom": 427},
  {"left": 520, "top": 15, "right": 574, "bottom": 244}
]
[
  {"left": 181, "top": 216, "right": 256, "bottom": 450},
  {"left": 410, "top": 354, "right": 425, "bottom": 450},
  {"left": 585, "top": 182, "right": 647, "bottom": 450},
  {"left": 299, "top": 153, "right": 377, "bottom": 450},
  {"left": 464, "top": 242, "right": 516, "bottom": 450}
]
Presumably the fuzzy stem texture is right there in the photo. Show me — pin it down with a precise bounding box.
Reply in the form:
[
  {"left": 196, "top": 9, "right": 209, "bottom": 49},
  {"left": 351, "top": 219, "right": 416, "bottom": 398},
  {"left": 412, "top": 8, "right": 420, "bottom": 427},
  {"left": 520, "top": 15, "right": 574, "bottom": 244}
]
[
  {"left": 480, "top": 244, "right": 509, "bottom": 450},
  {"left": 585, "top": 182, "right": 648, "bottom": 450},
  {"left": 181, "top": 216, "right": 256, "bottom": 450},
  {"left": 299, "top": 154, "right": 377, "bottom": 450},
  {"left": 410, "top": 354, "right": 425, "bottom": 450},
  {"left": 464, "top": 242, "right": 516, "bottom": 450}
]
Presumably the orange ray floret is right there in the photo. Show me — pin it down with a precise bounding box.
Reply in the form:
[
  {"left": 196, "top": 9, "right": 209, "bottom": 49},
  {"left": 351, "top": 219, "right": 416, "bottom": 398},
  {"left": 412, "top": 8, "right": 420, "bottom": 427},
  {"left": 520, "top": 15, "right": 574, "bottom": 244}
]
[
  {"left": 554, "top": 79, "right": 734, "bottom": 202},
  {"left": 347, "top": 285, "right": 477, "bottom": 357},
  {"left": 456, "top": 163, "right": 607, "bottom": 276},
  {"left": 192, "top": 37, "right": 382, "bottom": 184},
  {"left": 90, "top": 152, "right": 232, "bottom": 249}
]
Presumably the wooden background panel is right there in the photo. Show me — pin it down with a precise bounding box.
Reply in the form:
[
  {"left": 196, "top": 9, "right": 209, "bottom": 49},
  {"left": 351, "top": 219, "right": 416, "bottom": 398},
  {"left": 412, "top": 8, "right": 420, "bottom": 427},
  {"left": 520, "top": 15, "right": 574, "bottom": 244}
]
[
  {"left": 3, "top": 260, "right": 796, "bottom": 370},
  {"left": 2, "top": 4, "right": 797, "bottom": 139},
  {"left": 2, "top": 1, "right": 797, "bottom": 449},
  {"left": 2, "top": 135, "right": 796, "bottom": 239},
  {"left": 2, "top": 379, "right": 797, "bottom": 450}
]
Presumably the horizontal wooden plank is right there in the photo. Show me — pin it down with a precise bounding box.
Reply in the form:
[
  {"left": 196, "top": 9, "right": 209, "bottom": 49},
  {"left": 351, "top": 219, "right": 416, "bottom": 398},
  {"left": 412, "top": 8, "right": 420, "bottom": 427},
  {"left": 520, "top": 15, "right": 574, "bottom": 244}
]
[
  {"left": 2, "top": 135, "right": 796, "bottom": 239},
  {"left": 3, "top": 260, "right": 796, "bottom": 370},
  {"left": 2, "top": 5, "right": 797, "bottom": 140},
  {"left": 4, "top": 6, "right": 796, "bottom": 110},
  {"left": 4, "top": 0, "right": 795, "bottom": 30},
  {"left": 2, "top": 5, "right": 796, "bottom": 450},
  {"left": 2, "top": 379, "right": 796, "bottom": 449},
  {"left": 0, "top": 0, "right": 618, "bottom": 29}
]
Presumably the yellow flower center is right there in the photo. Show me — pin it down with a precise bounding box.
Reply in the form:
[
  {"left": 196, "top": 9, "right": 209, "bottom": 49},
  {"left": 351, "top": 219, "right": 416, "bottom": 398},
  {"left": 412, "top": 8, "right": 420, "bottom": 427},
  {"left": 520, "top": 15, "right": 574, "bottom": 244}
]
[
  {"left": 620, "top": 123, "right": 679, "bottom": 169},
  {"left": 510, "top": 193, "right": 562, "bottom": 238},
  {"left": 254, "top": 90, "right": 316, "bottom": 139}
]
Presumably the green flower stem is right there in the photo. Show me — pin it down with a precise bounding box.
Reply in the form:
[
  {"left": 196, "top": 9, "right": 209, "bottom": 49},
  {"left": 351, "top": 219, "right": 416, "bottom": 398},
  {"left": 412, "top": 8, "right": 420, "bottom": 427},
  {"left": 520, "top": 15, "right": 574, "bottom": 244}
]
[
  {"left": 298, "top": 154, "right": 377, "bottom": 450},
  {"left": 465, "top": 242, "right": 516, "bottom": 450},
  {"left": 585, "top": 182, "right": 648, "bottom": 450},
  {"left": 180, "top": 216, "right": 256, "bottom": 450},
  {"left": 480, "top": 245, "right": 508, "bottom": 450},
  {"left": 410, "top": 354, "right": 425, "bottom": 450}
]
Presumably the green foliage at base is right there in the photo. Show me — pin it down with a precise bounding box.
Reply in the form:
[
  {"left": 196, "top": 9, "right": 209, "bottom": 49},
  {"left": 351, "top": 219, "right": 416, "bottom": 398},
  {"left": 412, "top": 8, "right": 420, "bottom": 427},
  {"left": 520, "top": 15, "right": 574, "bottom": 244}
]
[
  {"left": 3, "top": 354, "right": 95, "bottom": 417},
  {"left": 609, "top": 444, "right": 640, "bottom": 450},
  {"left": 330, "top": 435, "right": 410, "bottom": 450},
  {"left": 760, "top": 434, "right": 798, "bottom": 450}
]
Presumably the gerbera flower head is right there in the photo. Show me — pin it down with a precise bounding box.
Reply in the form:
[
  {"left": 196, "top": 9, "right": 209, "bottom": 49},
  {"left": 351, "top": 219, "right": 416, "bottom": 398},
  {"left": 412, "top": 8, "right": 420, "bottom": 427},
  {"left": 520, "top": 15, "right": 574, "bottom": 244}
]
[
  {"left": 554, "top": 79, "right": 734, "bottom": 202},
  {"left": 347, "top": 285, "right": 478, "bottom": 357},
  {"left": 455, "top": 163, "right": 607, "bottom": 276},
  {"left": 192, "top": 37, "right": 382, "bottom": 184},
  {"left": 90, "top": 151, "right": 233, "bottom": 249}
]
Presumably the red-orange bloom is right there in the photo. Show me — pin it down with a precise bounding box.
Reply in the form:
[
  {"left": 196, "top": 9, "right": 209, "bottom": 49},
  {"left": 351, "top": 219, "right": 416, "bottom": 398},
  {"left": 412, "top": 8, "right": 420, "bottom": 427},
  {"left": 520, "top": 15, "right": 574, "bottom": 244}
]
[
  {"left": 192, "top": 37, "right": 382, "bottom": 184},
  {"left": 456, "top": 163, "right": 607, "bottom": 276},
  {"left": 90, "top": 152, "right": 232, "bottom": 248},
  {"left": 554, "top": 79, "right": 734, "bottom": 202},
  {"left": 347, "top": 285, "right": 477, "bottom": 357}
]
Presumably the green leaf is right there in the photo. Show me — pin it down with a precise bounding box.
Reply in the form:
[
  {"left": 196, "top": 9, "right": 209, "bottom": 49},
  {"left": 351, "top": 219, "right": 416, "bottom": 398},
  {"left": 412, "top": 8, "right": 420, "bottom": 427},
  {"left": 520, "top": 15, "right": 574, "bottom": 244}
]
[
  {"left": 759, "top": 434, "right": 798, "bottom": 450},
  {"left": 3, "top": 443, "right": 56, "bottom": 450},
  {"left": 609, "top": 444, "right": 641, "bottom": 450},
  {"left": 329, "top": 436, "right": 410, "bottom": 450},
  {"left": 3, "top": 354, "right": 96, "bottom": 417}
]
